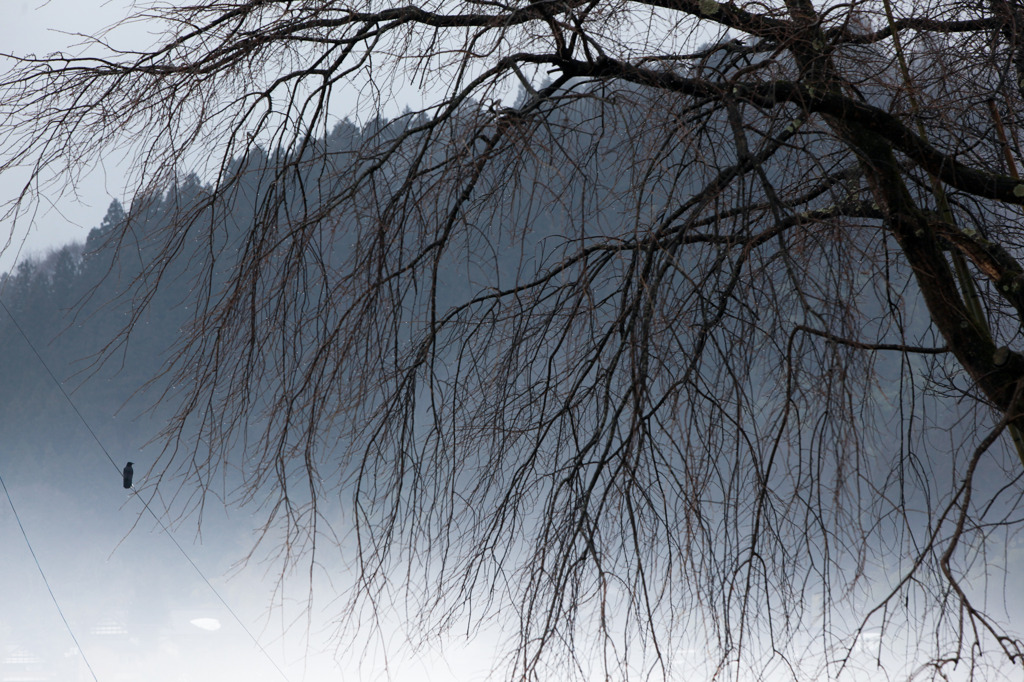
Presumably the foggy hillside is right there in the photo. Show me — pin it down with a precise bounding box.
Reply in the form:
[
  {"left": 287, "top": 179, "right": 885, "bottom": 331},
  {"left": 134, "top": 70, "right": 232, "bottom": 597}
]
[
  {"left": 0, "top": 112, "right": 522, "bottom": 682},
  {"left": 2, "top": 57, "right": 1023, "bottom": 680}
]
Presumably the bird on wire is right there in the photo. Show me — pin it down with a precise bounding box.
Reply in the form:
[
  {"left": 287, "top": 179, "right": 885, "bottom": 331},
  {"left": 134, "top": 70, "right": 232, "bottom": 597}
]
[{"left": 122, "top": 462, "right": 134, "bottom": 489}]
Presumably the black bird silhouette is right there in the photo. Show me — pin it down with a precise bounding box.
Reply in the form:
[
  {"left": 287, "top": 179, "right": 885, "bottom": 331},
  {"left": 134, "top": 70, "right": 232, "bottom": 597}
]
[{"left": 122, "top": 462, "right": 134, "bottom": 489}]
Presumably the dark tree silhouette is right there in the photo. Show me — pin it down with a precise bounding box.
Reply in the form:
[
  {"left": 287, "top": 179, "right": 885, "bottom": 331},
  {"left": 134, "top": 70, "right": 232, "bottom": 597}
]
[{"left": 3, "top": 0, "right": 1024, "bottom": 679}]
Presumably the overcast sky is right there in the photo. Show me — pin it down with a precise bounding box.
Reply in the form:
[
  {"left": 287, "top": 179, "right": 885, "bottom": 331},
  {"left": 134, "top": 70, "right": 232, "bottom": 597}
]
[
  {"left": 0, "top": 0, "right": 139, "bottom": 274},
  {"left": 0, "top": 0, "right": 441, "bottom": 276}
]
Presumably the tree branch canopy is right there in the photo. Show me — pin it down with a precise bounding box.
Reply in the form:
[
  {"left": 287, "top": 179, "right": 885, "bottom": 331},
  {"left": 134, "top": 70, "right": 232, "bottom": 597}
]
[{"left": 4, "top": 0, "right": 1024, "bottom": 679}]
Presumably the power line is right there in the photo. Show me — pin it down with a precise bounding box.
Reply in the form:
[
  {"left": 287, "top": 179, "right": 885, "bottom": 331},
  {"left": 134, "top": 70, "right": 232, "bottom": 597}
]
[
  {"left": 0, "top": 296, "right": 293, "bottom": 682},
  {"left": 0, "top": 468, "right": 101, "bottom": 682},
  {"left": 128, "top": 485, "right": 295, "bottom": 682}
]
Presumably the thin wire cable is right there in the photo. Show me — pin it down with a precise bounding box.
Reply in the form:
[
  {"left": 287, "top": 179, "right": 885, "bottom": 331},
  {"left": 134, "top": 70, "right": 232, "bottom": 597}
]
[
  {"left": 0, "top": 297, "right": 292, "bottom": 682},
  {"left": 128, "top": 487, "right": 294, "bottom": 682},
  {"left": 0, "top": 469, "right": 101, "bottom": 682}
]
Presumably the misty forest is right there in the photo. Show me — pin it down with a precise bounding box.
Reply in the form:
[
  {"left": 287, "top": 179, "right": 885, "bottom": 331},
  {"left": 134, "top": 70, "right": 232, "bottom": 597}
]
[{"left": 4, "top": 0, "right": 1024, "bottom": 680}]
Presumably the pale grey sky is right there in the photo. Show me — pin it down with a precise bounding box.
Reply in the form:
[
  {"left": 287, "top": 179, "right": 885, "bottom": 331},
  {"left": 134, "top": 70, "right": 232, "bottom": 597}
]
[
  {"left": 0, "top": 0, "right": 436, "bottom": 275},
  {"left": 0, "top": 0, "right": 138, "bottom": 274}
]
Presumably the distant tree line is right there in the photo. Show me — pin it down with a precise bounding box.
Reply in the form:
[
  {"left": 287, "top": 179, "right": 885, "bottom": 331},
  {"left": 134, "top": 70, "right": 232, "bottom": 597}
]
[{"left": 0, "top": 116, "right": 389, "bottom": 458}]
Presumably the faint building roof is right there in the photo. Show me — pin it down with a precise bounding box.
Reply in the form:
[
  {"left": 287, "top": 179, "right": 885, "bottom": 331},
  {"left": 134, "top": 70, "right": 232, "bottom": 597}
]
[
  {"left": 90, "top": 617, "right": 128, "bottom": 637},
  {"left": 2, "top": 644, "right": 49, "bottom": 682}
]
